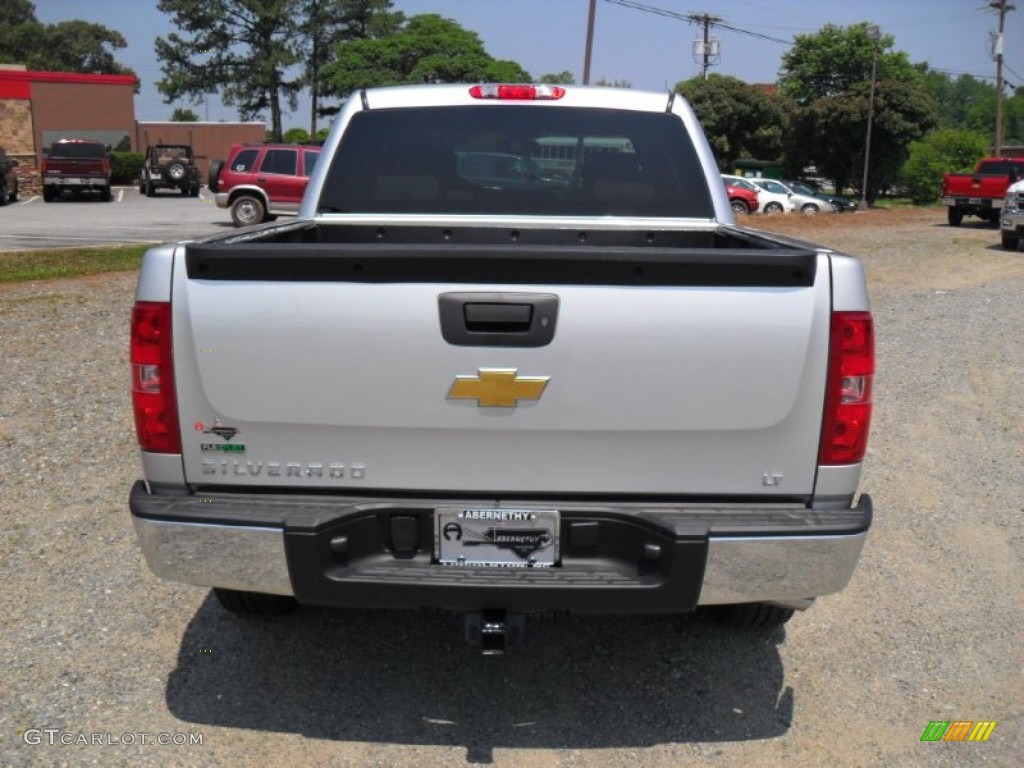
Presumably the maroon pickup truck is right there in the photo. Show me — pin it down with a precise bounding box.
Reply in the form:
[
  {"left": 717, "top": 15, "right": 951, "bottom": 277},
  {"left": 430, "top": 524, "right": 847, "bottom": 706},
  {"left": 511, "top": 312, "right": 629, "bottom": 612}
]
[
  {"left": 943, "top": 157, "right": 1024, "bottom": 226},
  {"left": 42, "top": 139, "right": 112, "bottom": 202}
]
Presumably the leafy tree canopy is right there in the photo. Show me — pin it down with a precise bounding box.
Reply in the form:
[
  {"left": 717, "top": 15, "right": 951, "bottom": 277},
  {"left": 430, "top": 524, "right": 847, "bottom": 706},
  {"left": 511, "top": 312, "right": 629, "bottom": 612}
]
[
  {"left": 302, "top": 1, "right": 404, "bottom": 135},
  {"left": 676, "top": 75, "right": 785, "bottom": 171},
  {"left": 170, "top": 107, "right": 200, "bottom": 121},
  {"left": 156, "top": 0, "right": 302, "bottom": 141},
  {"left": 900, "top": 128, "right": 989, "bottom": 204},
  {"left": 283, "top": 127, "right": 311, "bottom": 143},
  {"left": 780, "top": 23, "right": 918, "bottom": 104},
  {"left": 538, "top": 70, "right": 576, "bottom": 85},
  {"left": 792, "top": 78, "right": 937, "bottom": 200},
  {"left": 321, "top": 14, "right": 530, "bottom": 102},
  {"left": 0, "top": 1, "right": 136, "bottom": 82}
]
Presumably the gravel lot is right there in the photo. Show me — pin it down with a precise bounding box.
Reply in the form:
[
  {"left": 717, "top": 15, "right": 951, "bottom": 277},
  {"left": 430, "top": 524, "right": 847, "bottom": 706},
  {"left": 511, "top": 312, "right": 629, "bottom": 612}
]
[{"left": 1, "top": 208, "right": 1021, "bottom": 767}]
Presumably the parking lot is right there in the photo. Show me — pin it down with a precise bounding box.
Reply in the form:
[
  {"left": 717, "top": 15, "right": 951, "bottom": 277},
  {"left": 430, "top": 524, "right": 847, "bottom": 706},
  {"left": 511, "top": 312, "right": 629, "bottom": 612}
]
[
  {"left": 0, "top": 186, "right": 229, "bottom": 251},
  {"left": 0, "top": 208, "right": 1021, "bottom": 766}
]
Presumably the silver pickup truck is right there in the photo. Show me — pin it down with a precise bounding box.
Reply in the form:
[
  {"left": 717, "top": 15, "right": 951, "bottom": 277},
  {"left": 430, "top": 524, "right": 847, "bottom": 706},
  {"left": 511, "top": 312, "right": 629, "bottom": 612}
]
[{"left": 129, "top": 84, "right": 874, "bottom": 652}]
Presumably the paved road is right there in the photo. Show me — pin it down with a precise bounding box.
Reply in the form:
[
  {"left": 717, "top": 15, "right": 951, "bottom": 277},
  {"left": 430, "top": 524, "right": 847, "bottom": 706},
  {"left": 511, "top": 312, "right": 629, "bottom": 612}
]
[{"left": 0, "top": 186, "right": 233, "bottom": 251}]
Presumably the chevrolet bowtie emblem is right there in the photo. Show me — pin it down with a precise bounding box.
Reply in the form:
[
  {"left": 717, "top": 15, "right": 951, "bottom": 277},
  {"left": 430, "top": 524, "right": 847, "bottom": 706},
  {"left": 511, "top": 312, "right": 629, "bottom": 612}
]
[{"left": 447, "top": 369, "right": 550, "bottom": 408}]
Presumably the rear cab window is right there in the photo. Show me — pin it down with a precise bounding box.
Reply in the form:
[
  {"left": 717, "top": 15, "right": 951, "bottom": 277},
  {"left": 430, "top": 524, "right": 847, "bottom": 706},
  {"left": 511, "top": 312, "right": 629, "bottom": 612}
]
[
  {"left": 49, "top": 142, "right": 105, "bottom": 159},
  {"left": 318, "top": 105, "right": 714, "bottom": 217}
]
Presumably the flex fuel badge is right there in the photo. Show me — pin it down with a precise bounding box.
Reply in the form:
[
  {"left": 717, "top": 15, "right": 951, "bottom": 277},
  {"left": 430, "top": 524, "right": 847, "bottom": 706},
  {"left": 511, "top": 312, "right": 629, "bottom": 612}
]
[{"left": 200, "top": 443, "right": 246, "bottom": 453}]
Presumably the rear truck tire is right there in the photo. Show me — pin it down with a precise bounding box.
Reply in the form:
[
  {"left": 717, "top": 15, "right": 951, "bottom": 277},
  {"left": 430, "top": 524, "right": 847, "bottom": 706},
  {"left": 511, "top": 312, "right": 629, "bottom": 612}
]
[
  {"left": 0, "top": 182, "right": 7, "bottom": 207},
  {"left": 231, "top": 194, "right": 265, "bottom": 227},
  {"left": 801, "top": 202, "right": 820, "bottom": 214},
  {"left": 730, "top": 199, "right": 750, "bottom": 214},
  {"left": 43, "top": 187, "right": 55, "bottom": 202},
  {"left": 138, "top": 176, "right": 145, "bottom": 194},
  {"left": 1002, "top": 231, "right": 1021, "bottom": 251},
  {"left": 207, "top": 159, "right": 223, "bottom": 193},
  {"left": 145, "top": 179, "right": 155, "bottom": 198},
  {"left": 167, "top": 160, "right": 187, "bottom": 181},
  {"left": 213, "top": 588, "right": 298, "bottom": 615},
  {"left": 763, "top": 201, "right": 783, "bottom": 214},
  {"left": 100, "top": 185, "right": 112, "bottom": 202},
  {"left": 8, "top": 183, "right": 16, "bottom": 203},
  {"left": 947, "top": 206, "right": 963, "bottom": 226},
  {"left": 189, "top": 184, "right": 200, "bottom": 197},
  {"left": 711, "top": 602, "right": 796, "bottom": 628}
]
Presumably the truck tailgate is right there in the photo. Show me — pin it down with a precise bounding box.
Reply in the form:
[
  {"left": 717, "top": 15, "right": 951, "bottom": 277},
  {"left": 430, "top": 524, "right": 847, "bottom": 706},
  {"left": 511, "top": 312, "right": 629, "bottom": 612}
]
[{"left": 172, "top": 241, "right": 831, "bottom": 497}]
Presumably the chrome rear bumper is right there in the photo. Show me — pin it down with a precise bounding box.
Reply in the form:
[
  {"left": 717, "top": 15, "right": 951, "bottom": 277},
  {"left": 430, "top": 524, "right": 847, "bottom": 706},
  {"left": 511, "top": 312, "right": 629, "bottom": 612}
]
[{"left": 131, "top": 482, "right": 871, "bottom": 610}]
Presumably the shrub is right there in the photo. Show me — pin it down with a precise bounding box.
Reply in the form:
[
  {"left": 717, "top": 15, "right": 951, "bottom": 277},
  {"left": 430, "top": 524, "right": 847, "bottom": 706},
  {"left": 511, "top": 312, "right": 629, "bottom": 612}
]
[
  {"left": 110, "top": 151, "right": 146, "bottom": 185},
  {"left": 899, "top": 129, "right": 988, "bottom": 205}
]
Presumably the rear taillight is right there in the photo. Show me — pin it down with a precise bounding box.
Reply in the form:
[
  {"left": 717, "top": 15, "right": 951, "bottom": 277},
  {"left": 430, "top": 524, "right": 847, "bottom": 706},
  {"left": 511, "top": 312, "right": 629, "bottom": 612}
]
[
  {"left": 469, "top": 84, "right": 566, "bottom": 100},
  {"left": 131, "top": 301, "right": 181, "bottom": 453},
  {"left": 819, "top": 311, "right": 874, "bottom": 465}
]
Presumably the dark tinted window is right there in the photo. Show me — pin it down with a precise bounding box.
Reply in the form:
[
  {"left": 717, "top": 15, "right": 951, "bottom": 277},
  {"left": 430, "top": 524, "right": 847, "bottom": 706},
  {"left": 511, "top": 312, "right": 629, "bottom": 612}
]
[
  {"left": 303, "top": 150, "right": 320, "bottom": 176},
  {"left": 230, "top": 149, "right": 259, "bottom": 172},
  {"left": 49, "top": 142, "right": 105, "bottom": 159},
  {"left": 319, "top": 106, "right": 714, "bottom": 217},
  {"left": 260, "top": 149, "right": 298, "bottom": 176},
  {"left": 981, "top": 160, "right": 1024, "bottom": 177}
]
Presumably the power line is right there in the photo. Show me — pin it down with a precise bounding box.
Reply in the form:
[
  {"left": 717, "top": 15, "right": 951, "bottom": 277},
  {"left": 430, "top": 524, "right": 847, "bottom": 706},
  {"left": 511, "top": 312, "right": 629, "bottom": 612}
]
[{"left": 603, "top": 0, "right": 792, "bottom": 45}]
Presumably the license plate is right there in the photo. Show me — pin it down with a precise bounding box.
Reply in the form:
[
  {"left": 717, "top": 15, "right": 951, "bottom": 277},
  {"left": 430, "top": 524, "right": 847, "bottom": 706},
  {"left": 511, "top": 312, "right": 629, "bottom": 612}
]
[
  {"left": 969, "top": 197, "right": 982, "bottom": 205},
  {"left": 435, "top": 508, "right": 559, "bottom": 567},
  {"left": 63, "top": 178, "right": 85, "bottom": 185}
]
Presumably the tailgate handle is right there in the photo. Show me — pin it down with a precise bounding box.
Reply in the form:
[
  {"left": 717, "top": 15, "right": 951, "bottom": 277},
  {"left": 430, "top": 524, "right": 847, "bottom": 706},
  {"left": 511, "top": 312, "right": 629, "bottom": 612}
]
[
  {"left": 439, "top": 293, "right": 559, "bottom": 347},
  {"left": 464, "top": 302, "right": 532, "bottom": 332}
]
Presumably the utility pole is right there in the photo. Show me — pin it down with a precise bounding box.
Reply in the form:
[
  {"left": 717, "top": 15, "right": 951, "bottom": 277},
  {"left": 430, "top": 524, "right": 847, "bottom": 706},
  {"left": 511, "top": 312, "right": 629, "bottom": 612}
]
[
  {"left": 859, "top": 25, "right": 881, "bottom": 211},
  {"left": 583, "top": 0, "right": 597, "bottom": 85},
  {"left": 688, "top": 13, "right": 722, "bottom": 80},
  {"left": 990, "top": 0, "right": 1015, "bottom": 156}
]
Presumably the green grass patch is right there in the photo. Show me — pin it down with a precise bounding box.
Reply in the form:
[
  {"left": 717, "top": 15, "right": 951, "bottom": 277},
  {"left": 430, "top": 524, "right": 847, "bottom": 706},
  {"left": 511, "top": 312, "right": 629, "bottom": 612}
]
[
  {"left": 872, "top": 197, "right": 919, "bottom": 210},
  {"left": 0, "top": 244, "right": 149, "bottom": 283}
]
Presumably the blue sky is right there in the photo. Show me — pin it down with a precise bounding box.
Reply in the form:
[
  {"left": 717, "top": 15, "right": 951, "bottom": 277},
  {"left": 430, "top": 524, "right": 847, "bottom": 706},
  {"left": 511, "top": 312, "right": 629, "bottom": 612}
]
[{"left": 34, "top": 0, "right": 1024, "bottom": 126}]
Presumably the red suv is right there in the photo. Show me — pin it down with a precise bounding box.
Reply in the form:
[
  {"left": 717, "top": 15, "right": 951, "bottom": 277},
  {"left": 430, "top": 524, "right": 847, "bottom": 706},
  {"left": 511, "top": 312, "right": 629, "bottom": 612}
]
[
  {"left": 210, "top": 143, "right": 321, "bottom": 227},
  {"left": 724, "top": 182, "right": 759, "bottom": 215}
]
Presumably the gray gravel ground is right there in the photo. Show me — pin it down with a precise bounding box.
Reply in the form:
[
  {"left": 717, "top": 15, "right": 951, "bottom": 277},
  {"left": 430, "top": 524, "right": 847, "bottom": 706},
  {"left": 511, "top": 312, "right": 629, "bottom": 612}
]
[{"left": 0, "top": 208, "right": 1021, "bottom": 766}]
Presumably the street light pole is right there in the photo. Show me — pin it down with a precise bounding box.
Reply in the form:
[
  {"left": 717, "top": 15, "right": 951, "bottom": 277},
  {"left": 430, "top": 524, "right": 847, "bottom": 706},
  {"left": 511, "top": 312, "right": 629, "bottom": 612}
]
[
  {"left": 858, "top": 25, "right": 881, "bottom": 212},
  {"left": 583, "top": 0, "right": 597, "bottom": 85}
]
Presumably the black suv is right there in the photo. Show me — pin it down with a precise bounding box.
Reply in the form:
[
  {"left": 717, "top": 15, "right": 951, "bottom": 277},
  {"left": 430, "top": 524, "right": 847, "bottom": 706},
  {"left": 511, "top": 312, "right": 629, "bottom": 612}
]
[
  {"left": 0, "top": 147, "right": 19, "bottom": 206},
  {"left": 139, "top": 144, "right": 201, "bottom": 197}
]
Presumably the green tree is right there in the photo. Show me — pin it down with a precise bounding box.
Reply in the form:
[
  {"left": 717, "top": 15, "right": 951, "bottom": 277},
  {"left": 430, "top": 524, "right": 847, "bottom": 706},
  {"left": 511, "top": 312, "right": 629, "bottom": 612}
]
[
  {"left": 302, "top": 0, "right": 404, "bottom": 137},
  {"left": 0, "top": 1, "right": 135, "bottom": 80},
  {"left": 538, "top": 70, "right": 575, "bottom": 85},
  {"left": 793, "top": 79, "right": 937, "bottom": 200},
  {"left": 676, "top": 75, "right": 785, "bottom": 171},
  {"left": 321, "top": 14, "right": 530, "bottom": 104},
  {"left": 780, "top": 23, "right": 918, "bottom": 104},
  {"left": 155, "top": 0, "right": 302, "bottom": 142},
  {"left": 900, "top": 128, "right": 988, "bottom": 204},
  {"left": 283, "top": 127, "right": 311, "bottom": 143},
  {"left": 779, "top": 23, "right": 936, "bottom": 201},
  {"left": 170, "top": 107, "right": 200, "bottom": 121}
]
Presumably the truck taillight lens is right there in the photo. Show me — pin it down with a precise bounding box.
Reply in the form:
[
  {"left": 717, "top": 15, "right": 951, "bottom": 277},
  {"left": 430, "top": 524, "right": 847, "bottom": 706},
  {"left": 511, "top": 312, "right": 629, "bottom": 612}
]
[
  {"left": 131, "top": 301, "right": 181, "bottom": 453},
  {"left": 819, "top": 311, "right": 874, "bottom": 465},
  {"left": 469, "top": 84, "right": 566, "bottom": 100}
]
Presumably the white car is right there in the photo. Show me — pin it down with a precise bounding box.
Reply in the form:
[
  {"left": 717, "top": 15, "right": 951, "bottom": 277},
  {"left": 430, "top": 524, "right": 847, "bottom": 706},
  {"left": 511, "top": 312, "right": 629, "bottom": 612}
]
[
  {"left": 722, "top": 174, "right": 794, "bottom": 214},
  {"left": 752, "top": 178, "right": 833, "bottom": 215}
]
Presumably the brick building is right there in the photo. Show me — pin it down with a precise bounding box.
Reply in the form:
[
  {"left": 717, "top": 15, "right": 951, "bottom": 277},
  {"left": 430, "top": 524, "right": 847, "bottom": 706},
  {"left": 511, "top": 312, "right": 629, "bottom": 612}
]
[{"left": 0, "top": 65, "right": 265, "bottom": 193}]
